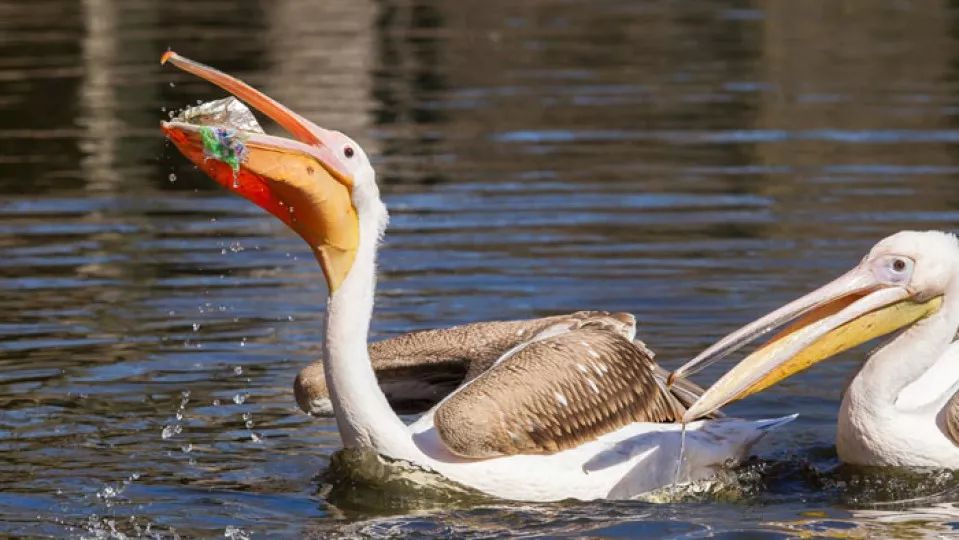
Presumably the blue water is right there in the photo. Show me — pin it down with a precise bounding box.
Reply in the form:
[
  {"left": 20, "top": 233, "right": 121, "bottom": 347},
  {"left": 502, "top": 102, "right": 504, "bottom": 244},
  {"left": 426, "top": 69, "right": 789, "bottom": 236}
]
[{"left": 4, "top": 0, "right": 959, "bottom": 536}]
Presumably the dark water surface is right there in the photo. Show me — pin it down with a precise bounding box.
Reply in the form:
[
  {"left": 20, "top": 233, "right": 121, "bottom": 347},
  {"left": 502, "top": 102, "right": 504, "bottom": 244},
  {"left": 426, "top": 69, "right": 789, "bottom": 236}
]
[{"left": 5, "top": 0, "right": 959, "bottom": 536}]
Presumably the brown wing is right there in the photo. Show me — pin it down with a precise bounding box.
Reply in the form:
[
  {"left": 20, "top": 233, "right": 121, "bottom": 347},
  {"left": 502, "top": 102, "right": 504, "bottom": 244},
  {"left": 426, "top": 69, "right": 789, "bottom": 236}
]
[
  {"left": 433, "top": 328, "right": 685, "bottom": 458},
  {"left": 293, "top": 311, "right": 636, "bottom": 416},
  {"left": 942, "top": 387, "right": 959, "bottom": 447}
]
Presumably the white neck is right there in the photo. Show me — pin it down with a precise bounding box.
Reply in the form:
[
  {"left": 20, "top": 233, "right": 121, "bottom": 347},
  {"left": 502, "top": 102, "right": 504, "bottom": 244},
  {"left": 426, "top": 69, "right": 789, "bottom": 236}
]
[
  {"left": 844, "top": 289, "right": 959, "bottom": 415},
  {"left": 322, "top": 192, "right": 414, "bottom": 458}
]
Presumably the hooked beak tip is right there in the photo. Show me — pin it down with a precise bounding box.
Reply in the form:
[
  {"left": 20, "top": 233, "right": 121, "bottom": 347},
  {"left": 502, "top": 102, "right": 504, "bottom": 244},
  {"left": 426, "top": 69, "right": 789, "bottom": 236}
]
[
  {"left": 160, "top": 50, "right": 176, "bottom": 65},
  {"left": 158, "top": 121, "right": 182, "bottom": 141}
]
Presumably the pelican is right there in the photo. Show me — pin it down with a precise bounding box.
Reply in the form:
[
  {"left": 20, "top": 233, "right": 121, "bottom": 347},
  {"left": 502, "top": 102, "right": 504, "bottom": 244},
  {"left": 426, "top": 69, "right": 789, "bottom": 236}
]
[
  {"left": 672, "top": 230, "right": 959, "bottom": 468},
  {"left": 159, "top": 51, "right": 792, "bottom": 501}
]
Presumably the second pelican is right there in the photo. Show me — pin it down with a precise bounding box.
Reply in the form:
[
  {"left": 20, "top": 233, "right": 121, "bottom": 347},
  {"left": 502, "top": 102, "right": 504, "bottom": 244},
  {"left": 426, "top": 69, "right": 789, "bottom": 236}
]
[{"left": 674, "top": 230, "right": 959, "bottom": 468}]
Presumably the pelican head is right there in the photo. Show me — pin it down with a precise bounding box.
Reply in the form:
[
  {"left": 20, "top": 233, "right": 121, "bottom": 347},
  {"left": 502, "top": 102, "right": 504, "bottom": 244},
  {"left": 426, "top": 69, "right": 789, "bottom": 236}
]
[
  {"left": 159, "top": 51, "right": 381, "bottom": 293},
  {"left": 673, "top": 230, "right": 959, "bottom": 422}
]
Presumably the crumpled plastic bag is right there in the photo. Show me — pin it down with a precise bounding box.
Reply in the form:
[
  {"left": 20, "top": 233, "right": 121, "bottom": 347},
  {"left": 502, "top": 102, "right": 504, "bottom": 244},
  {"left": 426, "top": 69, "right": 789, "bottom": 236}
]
[
  {"left": 173, "top": 97, "right": 264, "bottom": 134},
  {"left": 172, "top": 97, "right": 262, "bottom": 173}
]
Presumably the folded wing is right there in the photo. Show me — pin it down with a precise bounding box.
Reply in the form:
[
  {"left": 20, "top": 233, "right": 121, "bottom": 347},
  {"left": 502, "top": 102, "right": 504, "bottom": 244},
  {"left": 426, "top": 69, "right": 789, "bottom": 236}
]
[
  {"left": 294, "top": 311, "right": 636, "bottom": 415},
  {"left": 433, "top": 327, "right": 701, "bottom": 458}
]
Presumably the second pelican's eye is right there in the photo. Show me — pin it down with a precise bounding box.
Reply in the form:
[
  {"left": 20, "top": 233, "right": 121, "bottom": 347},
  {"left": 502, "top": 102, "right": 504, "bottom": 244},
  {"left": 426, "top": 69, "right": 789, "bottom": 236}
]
[
  {"left": 873, "top": 254, "right": 914, "bottom": 285},
  {"left": 344, "top": 146, "right": 354, "bottom": 159}
]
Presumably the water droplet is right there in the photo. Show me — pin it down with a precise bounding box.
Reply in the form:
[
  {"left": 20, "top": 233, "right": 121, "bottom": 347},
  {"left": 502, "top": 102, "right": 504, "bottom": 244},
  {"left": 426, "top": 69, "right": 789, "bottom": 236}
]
[
  {"left": 233, "top": 366, "right": 243, "bottom": 376},
  {"left": 161, "top": 424, "right": 182, "bottom": 440},
  {"left": 225, "top": 525, "right": 250, "bottom": 540},
  {"left": 250, "top": 433, "right": 262, "bottom": 443},
  {"left": 180, "top": 443, "right": 193, "bottom": 453},
  {"left": 233, "top": 393, "right": 247, "bottom": 405},
  {"left": 672, "top": 423, "right": 688, "bottom": 496},
  {"left": 97, "top": 486, "right": 117, "bottom": 500},
  {"left": 196, "top": 99, "right": 203, "bottom": 104},
  {"left": 169, "top": 81, "right": 175, "bottom": 88},
  {"left": 168, "top": 173, "right": 177, "bottom": 183},
  {"left": 192, "top": 322, "right": 200, "bottom": 332}
]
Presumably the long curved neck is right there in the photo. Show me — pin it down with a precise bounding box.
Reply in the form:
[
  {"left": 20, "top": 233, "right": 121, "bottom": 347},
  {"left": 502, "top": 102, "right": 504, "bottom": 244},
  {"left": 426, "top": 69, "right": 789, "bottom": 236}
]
[
  {"left": 323, "top": 198, "right": 414, "bottom": 458},
  {"left": 845, "top": 289, "right": 959, "bottom": 413}
]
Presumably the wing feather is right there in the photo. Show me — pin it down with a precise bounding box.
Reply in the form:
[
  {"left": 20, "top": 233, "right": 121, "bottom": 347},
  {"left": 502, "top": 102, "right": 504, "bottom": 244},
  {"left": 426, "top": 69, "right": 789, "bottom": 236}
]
[
  {"left": 433, "top": 328, "right": 679, "bottom": 458},
  {"left": 942, "top": 387, "right": 959, "bottom": 447},
  {"left": 294, "top": 311, "right": 635, "bottom": 416}
]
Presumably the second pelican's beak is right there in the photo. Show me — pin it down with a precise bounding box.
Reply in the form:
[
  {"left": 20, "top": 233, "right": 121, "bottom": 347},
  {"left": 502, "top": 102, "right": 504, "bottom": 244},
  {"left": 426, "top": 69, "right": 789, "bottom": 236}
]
[
  {"left": 159, "top": 51, "right": 358, "bottom": 292},
  {"left": 672, "top": 264, "right": 943, "bottom": 422}
]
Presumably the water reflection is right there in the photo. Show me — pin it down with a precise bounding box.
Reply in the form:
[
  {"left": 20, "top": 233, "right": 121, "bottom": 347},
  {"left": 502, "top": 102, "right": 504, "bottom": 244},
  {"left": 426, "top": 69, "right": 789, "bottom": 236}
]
[{"left": 3, "top": 0, "right": 959, "bottom": 536}]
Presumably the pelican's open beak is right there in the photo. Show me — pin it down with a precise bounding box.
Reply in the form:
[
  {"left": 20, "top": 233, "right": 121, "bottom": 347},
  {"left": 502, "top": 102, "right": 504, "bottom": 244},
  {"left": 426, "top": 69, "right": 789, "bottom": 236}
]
[
  {"left": 159, "top": 51, "right": 358, "bottom": 292},
  {"left": 671, "top": 264, "right": 943, "bottom": 422}
]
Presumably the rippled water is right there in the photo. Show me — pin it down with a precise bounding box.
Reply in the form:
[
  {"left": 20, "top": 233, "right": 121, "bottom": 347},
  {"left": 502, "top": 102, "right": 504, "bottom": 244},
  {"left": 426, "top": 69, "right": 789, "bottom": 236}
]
[{"left": 5, "top": 0, "right": 959, "bottom": 536}]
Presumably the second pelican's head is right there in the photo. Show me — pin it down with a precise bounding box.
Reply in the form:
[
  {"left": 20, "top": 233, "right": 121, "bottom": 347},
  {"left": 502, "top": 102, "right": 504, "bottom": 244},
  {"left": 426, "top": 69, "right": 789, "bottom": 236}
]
[
  {"left": 673, "top": 230, "right": 959, "bottom": 421},
  {"left": 159, "top": 52, "right": 383, "bottom": 293}
]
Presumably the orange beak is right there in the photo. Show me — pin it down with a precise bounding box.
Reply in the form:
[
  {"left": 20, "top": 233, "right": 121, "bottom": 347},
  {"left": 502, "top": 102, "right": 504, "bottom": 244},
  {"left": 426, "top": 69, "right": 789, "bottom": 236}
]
[{"left": 159, "top": 51, "right": 359, "bottom": 292}]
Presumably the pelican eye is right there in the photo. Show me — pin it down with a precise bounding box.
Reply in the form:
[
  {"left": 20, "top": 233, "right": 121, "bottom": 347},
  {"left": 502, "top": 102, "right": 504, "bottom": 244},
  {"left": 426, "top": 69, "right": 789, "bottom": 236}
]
[
  {"left": 344, "top": 146, "right": 354, "bottom": 159},
  {"left": 873, "top": 254, "right": 914, "bottom": 285}
]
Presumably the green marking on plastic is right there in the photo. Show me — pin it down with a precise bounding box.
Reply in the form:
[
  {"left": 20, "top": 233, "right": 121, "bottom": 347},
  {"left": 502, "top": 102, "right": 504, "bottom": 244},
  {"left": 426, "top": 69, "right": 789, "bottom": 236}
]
[{"left": 199, "top": 126, "right": 241, "bottom": 172}]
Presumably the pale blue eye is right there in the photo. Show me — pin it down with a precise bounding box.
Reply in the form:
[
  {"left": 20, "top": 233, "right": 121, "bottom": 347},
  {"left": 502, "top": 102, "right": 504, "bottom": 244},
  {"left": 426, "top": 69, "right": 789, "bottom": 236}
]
[{"left": 873, "top": 255, "right": 914, "bottom": 284}]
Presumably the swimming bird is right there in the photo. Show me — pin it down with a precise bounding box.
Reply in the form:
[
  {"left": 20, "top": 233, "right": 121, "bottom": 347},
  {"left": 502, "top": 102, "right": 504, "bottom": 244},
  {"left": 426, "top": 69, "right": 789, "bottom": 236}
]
[
  {"left": 672, "top": 230, "right": 959, "bottom": 468},
  {"left": 159, "top": 51, "right": 792, "bottom": 501}
]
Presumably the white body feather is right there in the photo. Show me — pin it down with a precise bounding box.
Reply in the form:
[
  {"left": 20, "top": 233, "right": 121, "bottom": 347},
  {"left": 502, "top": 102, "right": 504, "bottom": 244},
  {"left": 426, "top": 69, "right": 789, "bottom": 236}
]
[
  {"left": 838, "top": 301, "right": 959, "bottom": 467},
  {"left": 405, "top": 413, "right": 792, "bottom": 501}
]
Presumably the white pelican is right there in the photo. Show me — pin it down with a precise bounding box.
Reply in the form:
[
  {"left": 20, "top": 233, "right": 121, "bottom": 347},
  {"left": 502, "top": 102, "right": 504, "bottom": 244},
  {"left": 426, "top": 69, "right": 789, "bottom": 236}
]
[
  {"left": 672, "top": 230, "right": 959, "bottom": 468},
  {"left": 158, "top": 51, "right": 792, "bottom": 501}
]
